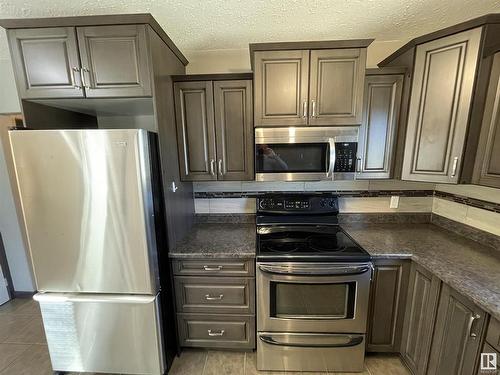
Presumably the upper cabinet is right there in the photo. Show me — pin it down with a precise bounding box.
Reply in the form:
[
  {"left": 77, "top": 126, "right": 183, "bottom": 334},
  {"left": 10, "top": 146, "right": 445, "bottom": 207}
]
[
  {"left": 357, "top": 69, "right": 404, "bottom": 179},
  {"left": 401, "top": 28, "right": 482, "bottom": 183},
  {"left": 380, "top": 15, "right": 500, "bottom": 184},
  {"left": 173, "top": 75, "right": 254, "bottom": 182},
  {"left": 8, "top": 24, "right": 152, "bottom": 99},
  {"left": 251, "top": 40, "right": 372, "bottom": 127}
]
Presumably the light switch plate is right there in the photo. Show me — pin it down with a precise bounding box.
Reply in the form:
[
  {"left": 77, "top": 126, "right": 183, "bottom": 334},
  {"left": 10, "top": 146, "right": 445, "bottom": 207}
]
[{"left": 390, "top": 196, "right": 400, "bottom": 209}]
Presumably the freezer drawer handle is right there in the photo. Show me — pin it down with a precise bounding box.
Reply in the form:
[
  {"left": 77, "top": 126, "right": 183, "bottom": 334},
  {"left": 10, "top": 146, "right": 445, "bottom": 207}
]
[
  {"left": 259, "top": 335, "right": 363, "bottom": 348},
  {"left": 203, "top": 265, "right": 223, "bottom": 271},
  {"left": 208, "top": 329, "right": 225, "bottom": 337},
  {"left": 205, "top": 294, "right": 224, "bottom": 301}
]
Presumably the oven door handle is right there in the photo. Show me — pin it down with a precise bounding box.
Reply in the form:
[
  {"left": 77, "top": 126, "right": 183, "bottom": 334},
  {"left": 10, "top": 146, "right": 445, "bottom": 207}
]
[
  {"left": 258, "top": 263, "right": 372, "bottom": 276},
  {"left": 259, "top": 334, "right": 364, "bottom": 348},
  {"left": 326, "top": 138, "right": 336, "bottom": 178}
]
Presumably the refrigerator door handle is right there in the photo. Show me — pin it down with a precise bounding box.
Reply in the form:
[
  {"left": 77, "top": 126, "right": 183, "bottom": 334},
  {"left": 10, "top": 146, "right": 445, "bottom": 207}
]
[{"left": 33, "top": 293, "right": 156, "bottom": 304}]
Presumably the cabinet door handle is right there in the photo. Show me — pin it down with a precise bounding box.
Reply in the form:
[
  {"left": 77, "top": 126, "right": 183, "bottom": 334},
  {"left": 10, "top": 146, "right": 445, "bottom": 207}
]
[
  {"left": 210, "top": 159, "right": 215, "bottom": 176},
  {"left": 302, "top": 100, "right": 308, "bottom": 118},
  {"left": 451, "top": 156, "right": 459, "bottom": 177},
  {"left": 468, "top": 313, "right": 481, "bottom": 339},
  {"left": 218, "top": 159, "right": 223, "bottom": 176},
  {"left": 311, "top": 100, "right": 317, "bottom": 118},
  {"left": 203, "top": 265, "right": 222, "bottom": 271},
  {"left": 71, "top": 67, "right": 81, "bottom": 89},
  {"left": 208, "top": 329, "right": 225, "bottom": 337},
  {"left": 205, "top": 294, "right": 224, "bottom": 301},
  {"left": 80, "top": 67, "right": 91, "bottom": 89}
]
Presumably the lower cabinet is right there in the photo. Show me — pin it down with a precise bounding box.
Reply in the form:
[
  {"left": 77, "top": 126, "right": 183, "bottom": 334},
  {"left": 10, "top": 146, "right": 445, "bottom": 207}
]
[
  {"left": 366, "top": 259, "right": 410, "bottom": 352},
  {"left": 427, "top": 284, "right": 487, "bottom": 375},
  {"left": 400, "top": 263, "right": 441, "bottom": 375},
  {"left": 172, "top": 258, "right": 256, "bottom": 349}
]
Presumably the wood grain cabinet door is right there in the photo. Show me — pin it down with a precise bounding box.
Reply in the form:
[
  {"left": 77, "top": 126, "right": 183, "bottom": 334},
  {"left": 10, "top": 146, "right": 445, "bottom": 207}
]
[
  {"left": 76, "top": 25, "right": 152, "bottom": 97},
  {"left": 366, "top": 259, "right": 410, "bottom": 352},
  {"left": 174, "top": 81, "right": 217, "bottom": 181},
  {"left": 473, "top": 52, "right": 500, "bottom": 188},
  {"left": 213, "top": 80, "right": 254, "bottom": 181},
  {"left": 402, "top": 28, "right": 482, "bottom": 183},
  {"left": 253, "top": 50, "right": 309, "bottom": 126},
  {"left": 357, "top": 74, "right": 403, "bottom": 179},
  {"left": 400, "top": 263, "right": 441, "bottom": 375},
  {"left": 309, "top": 49, "right": 366, "bottom": 126},
  {"left": 8, "top": 27, "right": 84, "bottom": 99},
  {"left": 427, "top": 284, "right": 487, "bottom": 375}
]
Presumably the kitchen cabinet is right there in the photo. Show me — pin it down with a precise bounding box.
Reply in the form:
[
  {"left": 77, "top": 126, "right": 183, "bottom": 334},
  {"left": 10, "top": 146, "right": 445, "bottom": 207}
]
[
  {"left": 251, "top": 40, "right": 371, "bottom": 127},
  {"left": 401, "top": 28, "right": 482, "bottom": 183},
  {"left": 473, "top": 52, "right": 500, "bottom": 188},
  {"left": 172, "top": 258, "right": 256, "bottom": 349},
  {"left": 366, "top": 259, "right": 410, "bottom": 352},
  {"left": 8, "top": 24, "right": 152, "bottom": 99},
  {"left": 174, "top": 75, "right": 253, "bottom": 181},
  {"left": 478, "top": 317, "right": 500, "bottom": 374},
  {"left": 427, "top": 283, "right": 487, "bottom": 375},
  {"left": 400, "top": 263, "right": 441, "bottom": 375},
  {"left": 356, "top": 70, "right": 404, "bottom": 179}
]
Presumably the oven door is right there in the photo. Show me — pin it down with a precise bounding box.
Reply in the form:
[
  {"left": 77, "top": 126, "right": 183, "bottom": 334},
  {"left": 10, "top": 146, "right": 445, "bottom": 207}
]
[
  {"left": 256, "top": 262, "right": 372, "bottom": 333},
  {"left": 254, "top": 126, "right": 358, "bottom": 182}
]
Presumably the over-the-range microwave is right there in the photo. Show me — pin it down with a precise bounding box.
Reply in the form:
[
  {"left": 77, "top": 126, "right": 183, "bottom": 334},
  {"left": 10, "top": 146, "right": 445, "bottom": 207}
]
[{"left": 255, "top": 127, "right": 358, "bottom": 181}]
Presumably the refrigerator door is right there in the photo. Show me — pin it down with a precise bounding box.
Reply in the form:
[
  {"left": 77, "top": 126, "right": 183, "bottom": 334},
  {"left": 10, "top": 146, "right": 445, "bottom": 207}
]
[
  {"left": 10, "top": 129, "right": 159, "bottom": 294},
  {"left": 35, "top": 292, "right": 165, "bottom": 375}
]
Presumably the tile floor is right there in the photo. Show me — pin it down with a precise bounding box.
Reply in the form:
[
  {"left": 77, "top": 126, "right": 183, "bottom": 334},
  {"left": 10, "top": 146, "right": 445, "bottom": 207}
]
[{"left": 0, "top": 297, "right": 411, "bottom": 375}]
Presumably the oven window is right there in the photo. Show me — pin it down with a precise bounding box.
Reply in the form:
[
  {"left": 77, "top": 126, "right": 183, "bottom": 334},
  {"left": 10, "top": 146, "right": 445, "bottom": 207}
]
[
  {"left": 270, "top": 282, "right": 356, "bottom": 319},
  {"left": 255, "top": 143, "right": 328, "bottom": 173}
]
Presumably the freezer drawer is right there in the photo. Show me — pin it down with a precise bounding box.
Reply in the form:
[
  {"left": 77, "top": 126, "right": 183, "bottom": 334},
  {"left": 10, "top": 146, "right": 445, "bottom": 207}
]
[
  {"left": 10, "top": 130, "right": 159, "bottom": 294},
  {"left": 257, "top": 332, "right": 365, "bottom": 372},
  {"left": 35, "top": 293, "right": 165, "bottom": 375}
]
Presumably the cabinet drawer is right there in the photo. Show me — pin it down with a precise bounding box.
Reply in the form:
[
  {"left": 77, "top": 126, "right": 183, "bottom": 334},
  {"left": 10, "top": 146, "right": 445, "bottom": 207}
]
[
  {"left": 486, "top": 317, "right": 500, "bottom": 352},
  {"left": 174, "top": 276, "right": 255, "bottom": 314},
  {"left": 177, "top": 313, "right": 255, "bottom": 349},
  {"left": 172, "top": 259, "right": 255, "bottom": 276}
]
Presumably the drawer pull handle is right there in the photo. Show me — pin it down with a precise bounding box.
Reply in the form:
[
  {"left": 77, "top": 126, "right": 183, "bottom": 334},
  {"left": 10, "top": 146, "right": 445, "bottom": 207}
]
[
  {"left": 205, "top": 294, "right": 224, "bottom": 301},
  {"left": 203, "top": 265, "right": 222, "bottom": 271},
  {"left": 208, "top": 329, "right": 225, "bottom": 337},
  {"left": 468, "top": 313, "right": 481, "bottom": 339}
]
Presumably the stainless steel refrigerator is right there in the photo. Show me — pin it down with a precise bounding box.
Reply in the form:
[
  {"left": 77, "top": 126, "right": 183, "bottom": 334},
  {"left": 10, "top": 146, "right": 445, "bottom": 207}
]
[{"left": 10, "top": 129, "right": 175, "bottom": 375}]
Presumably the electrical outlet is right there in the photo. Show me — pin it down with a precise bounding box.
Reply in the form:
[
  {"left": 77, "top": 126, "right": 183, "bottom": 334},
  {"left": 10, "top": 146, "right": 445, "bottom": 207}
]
[{"left": 390, "top": 196, "right": 400, "bottom": 209}]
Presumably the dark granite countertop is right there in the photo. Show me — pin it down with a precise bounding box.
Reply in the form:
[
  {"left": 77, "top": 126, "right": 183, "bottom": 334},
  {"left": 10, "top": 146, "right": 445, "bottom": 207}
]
[
  {"left": 343, "top": 223, "right": 500, "bottom": 321},
  {"left": 169, "top": 223, "right": 256, "bottom": 259}
]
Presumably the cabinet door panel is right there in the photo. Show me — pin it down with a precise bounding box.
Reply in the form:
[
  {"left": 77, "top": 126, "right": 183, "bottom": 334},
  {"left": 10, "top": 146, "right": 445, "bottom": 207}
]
[
  {"left": 254, "top": 50, "right": 309, "bottom": 126},
  {"left": 367, "top": 259, "right": 409, "bottom": 352},
  {"left": 8, "top": 27, "right": 83, "bottom": 98},
  {"left": 357, "top": 74, "right": 403, "bottom": 179},
  {"left": 401, "top": 263, "right": 441, "bottom": 375},
  {"left": 402, "top": 28, "right": 482, "bottom": 183},
  {"left": 174, "top": 81, "right": 217, "bottom": 181},
  {"left": 427, "top": 284, "right": 486, "bottom": 375},
  {"left": 214, "top": 80, "right": 254, "bottom": 180},
  {"left": 309, "top": 49, "right": 366, "bottom": 125},
  {"left": 77, "top": 25, "right": 151, "bottom": 97},
  {"left": 473, "top": 52, "right": 500, "bottom": 188}
]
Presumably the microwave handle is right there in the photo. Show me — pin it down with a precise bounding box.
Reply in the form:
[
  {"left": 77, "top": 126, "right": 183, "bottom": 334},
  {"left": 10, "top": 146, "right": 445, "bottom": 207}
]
[{"left": 326, "top": 138, "right": 336, "bottom": 178}]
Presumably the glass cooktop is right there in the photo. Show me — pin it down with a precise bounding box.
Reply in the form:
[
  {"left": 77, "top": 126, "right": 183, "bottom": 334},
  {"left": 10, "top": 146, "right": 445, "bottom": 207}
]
[{"left": 256, "top": 225, "right": 371, "bottom": 262}]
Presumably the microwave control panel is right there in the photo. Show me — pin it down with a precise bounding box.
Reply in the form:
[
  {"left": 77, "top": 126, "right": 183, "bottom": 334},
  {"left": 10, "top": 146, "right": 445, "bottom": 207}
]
[{"left": 334, "top": 142, "right": 357, "bottom": 173}]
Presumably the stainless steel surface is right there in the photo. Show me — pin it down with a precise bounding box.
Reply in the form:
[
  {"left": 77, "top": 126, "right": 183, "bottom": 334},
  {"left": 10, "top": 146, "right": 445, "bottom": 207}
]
[
  {"left": 255, "top": 126, "right": 358, "bottom": 182},
  {"left": 258, "top": 262, "right": 372, "bottom": 276},
  {"left": 10, "top": 129, "right": 159, "bottom": 294},
  {"left": 257, "top": 332, "right": 365, "bottom": 372},
  {"left": 36, "top": 292, "right": 165, "bottom": 375},
  {"left": 256, "top": 261, "right": 371, "bottom": 333}
]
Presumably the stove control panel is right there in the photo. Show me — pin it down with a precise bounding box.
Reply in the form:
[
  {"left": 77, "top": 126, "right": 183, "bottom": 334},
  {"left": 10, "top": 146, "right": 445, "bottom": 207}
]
[{"left": 257, "top": 195, "right": 338, "bottom": 214}]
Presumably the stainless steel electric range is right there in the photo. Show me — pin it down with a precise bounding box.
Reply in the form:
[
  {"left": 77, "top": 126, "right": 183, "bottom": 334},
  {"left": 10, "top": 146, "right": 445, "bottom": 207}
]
[{"left": 256, "top": 193, "right": 372, "bottom": 373}]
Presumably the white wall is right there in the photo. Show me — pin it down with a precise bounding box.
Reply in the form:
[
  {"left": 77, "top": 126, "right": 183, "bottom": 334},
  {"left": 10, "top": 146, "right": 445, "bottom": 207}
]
[{"left": 0, "top": 133, "right": 35, "bottom": 292}]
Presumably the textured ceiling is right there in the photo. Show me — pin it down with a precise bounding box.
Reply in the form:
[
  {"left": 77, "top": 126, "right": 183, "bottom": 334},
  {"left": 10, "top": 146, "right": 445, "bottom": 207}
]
[{"left": 1, "top": 0, "right": 500, "bottom": 60}]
